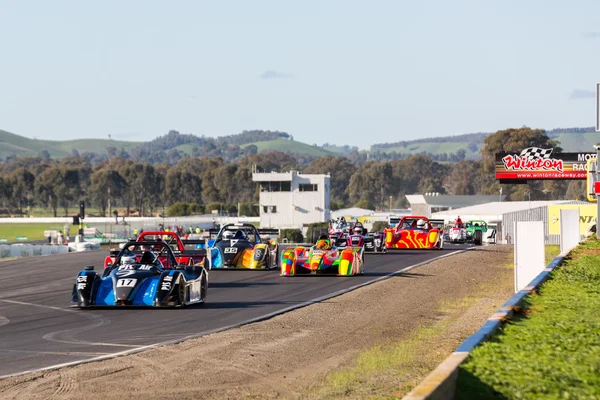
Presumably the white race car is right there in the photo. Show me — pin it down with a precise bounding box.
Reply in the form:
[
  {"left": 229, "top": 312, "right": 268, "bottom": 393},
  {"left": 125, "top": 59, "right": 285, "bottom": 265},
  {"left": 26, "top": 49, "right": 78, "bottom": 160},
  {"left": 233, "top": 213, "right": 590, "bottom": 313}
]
[{"left": 448, "top": 226, "right": 467, "bottom": 243}]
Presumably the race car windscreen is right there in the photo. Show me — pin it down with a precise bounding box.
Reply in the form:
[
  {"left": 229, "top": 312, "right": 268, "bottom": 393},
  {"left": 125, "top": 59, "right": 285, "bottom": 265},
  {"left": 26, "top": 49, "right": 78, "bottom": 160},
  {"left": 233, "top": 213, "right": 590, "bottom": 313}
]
[
  {"left": 115, "top": 243, "right": 175, "bottom": 269},
  {"left": 220, "top": 227, "right": 258, "bottom": 243}
]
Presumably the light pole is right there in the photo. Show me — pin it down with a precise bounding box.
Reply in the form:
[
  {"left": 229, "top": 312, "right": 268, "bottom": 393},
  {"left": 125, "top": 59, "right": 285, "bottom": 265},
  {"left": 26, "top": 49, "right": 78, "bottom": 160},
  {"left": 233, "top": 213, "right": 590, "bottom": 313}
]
[{"left": 595, "top": 145, "right": 600, "bottom": 239}]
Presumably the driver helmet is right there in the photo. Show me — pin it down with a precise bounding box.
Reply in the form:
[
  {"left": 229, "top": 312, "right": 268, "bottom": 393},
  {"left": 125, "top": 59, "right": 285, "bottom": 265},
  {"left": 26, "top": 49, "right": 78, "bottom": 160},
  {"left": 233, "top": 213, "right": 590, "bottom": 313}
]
[
  {"left": 121, "top": 252, "right": 136, "bottom": 265},
  {"left": 222, "top": 230, "right": 234, "bottom": 240},
  {"left": 315, "top": 239, "right": 332, "bottom": 250},
  {"left": 416, "top": 219, "right": 426, "bottom": 228},
  {"left": 353, "top": 226, "right": 363, "bottom": 234}
]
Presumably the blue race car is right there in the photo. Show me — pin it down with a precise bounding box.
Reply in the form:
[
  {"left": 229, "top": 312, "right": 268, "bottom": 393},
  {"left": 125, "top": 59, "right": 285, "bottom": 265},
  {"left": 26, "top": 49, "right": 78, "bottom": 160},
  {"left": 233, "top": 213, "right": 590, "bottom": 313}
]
[{"left": 72, "top": 240, "right": 208, "bottom": 307}]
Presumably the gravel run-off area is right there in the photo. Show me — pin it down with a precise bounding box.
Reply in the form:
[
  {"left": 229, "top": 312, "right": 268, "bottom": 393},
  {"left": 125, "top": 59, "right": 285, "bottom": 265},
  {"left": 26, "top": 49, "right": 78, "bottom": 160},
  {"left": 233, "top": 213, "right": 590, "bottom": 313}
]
[{"left": 0, "top": 246, "right": 514, "bottom": 399}]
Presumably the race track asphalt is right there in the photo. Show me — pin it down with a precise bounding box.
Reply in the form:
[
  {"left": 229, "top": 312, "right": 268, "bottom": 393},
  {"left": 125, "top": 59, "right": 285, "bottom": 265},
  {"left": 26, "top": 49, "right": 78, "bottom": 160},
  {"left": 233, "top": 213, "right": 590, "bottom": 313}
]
[{"left": 0, "top": 245, "right": 469, "bottom": 377}]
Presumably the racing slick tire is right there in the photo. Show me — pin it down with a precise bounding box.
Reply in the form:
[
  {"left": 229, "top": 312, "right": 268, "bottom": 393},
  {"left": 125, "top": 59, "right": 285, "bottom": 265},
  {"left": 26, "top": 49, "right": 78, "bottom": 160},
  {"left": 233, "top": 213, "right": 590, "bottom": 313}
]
[
  {"left": 474, "top": 230, "right": 483, "bottom": 246},
  {"left": 177, "top": 279, "right": 186, "bottom": 307},
  {"left": 201, "top": 275, "right": 208, "bottom": 303}
]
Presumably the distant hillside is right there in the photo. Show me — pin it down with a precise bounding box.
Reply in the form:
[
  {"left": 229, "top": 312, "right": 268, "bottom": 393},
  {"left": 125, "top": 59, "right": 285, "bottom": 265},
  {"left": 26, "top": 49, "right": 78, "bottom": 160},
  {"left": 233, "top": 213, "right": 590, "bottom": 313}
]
[
  {"left": 0, "top": 128, "right": 331, "bottom": 163},
  {"left": 243, "top": 139, "right": 334, "bottom": 157},
  {"left": 370, "top": 127, "right": 598, "bottom": 160}
]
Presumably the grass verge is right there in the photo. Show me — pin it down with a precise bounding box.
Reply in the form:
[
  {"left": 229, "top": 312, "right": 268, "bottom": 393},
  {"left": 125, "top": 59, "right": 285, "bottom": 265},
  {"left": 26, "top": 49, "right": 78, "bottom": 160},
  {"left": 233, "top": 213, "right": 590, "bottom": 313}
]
[
  {"left": 301, "top": 250, "right": 514, "bottom": 399},
  {"left": 457, "top": 239, "right": 600, "bottom": 399},
  {"left": 0, "top": 223, "right": 74, "bottom": 242},
  {"left": 545, "top": 244, "right": 560, "bottom": 264}
]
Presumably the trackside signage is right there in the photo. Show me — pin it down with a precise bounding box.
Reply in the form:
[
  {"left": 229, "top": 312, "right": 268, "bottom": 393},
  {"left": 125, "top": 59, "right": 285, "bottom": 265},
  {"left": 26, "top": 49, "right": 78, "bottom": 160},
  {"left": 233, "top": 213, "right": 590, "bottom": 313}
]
[{"left": 495, "top": 147, "right": 596, "bottom": 181}]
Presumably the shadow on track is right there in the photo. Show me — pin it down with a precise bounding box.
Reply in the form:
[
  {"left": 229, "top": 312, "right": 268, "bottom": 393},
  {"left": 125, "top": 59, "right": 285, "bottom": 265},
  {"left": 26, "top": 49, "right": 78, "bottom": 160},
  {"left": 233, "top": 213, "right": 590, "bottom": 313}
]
[
  {"left": 202, "top": 300, "right": 329, "bottom": 309},
  {"left": 209, "top": 281, "right": 279, "bottom": 288},
  {"left": 361, "top": 271, "right": 433, "bottom": 278}
]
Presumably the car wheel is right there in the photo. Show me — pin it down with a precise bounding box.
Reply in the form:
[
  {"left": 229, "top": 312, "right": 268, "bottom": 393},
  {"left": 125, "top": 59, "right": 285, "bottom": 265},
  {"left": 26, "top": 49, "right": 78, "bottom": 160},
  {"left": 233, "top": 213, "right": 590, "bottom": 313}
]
[
  {"left": 177, "top": 279, "right": 186, "bottom": 307},
  {"left": 201, "top": 275, "right": 208, "bottom": 303}
]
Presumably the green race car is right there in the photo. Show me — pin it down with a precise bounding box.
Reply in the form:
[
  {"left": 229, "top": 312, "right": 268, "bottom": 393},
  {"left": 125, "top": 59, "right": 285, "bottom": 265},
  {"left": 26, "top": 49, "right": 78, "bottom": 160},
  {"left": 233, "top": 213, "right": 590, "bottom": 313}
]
[{"left": 465, "top": 220, "right": 488, "bottom": 245}]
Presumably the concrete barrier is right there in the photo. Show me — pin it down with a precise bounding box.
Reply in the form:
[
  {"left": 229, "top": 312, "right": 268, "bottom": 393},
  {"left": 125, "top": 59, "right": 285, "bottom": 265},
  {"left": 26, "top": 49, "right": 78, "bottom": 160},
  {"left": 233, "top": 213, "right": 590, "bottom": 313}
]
[{"left": 402, "top": 251, "right": 569, "bottom": 400}]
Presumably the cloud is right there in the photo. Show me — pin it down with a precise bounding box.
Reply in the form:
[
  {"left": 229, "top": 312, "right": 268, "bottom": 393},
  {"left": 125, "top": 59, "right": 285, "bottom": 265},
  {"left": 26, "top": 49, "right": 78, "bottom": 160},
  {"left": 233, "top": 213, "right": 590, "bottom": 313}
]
[
  {"left": 583, "top": 32, "right": 600, "bottom": 39},
  {"left": 260, "top": 70, "right": 294, "bottom": 79},
  {"left": 569, "top": 89, "right": 596, "bottom": 100}
]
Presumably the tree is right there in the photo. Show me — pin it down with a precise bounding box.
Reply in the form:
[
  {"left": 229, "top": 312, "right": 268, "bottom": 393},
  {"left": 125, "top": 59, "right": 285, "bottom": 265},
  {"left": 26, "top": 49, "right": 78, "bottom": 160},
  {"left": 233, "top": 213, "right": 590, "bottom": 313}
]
[
  {"left": 479, "top": 127, "right": 561, "bottom": 200},
  {"left": 304, "top": 156, "right": 356, "bottom": 205},
  {"left": 8, "top": 168, "right": 35, "bottom": 212},
  {"left": 0, "top": 177, "right": 10, "bottom": 208},
  {"left": 348, "top": 162, "right": 394, "bottom": 209},
  {"left": 88, "top": 169, "right": 126, "bottom": 216},
  {"left": 443, "top": 160, "right": 481, "bottom": 195},
  {"left": 354, "top": 199, "right": 373, "bottom": 209},
  {"left": 565, "top": 180, "right": 586, "bottom": 201}
]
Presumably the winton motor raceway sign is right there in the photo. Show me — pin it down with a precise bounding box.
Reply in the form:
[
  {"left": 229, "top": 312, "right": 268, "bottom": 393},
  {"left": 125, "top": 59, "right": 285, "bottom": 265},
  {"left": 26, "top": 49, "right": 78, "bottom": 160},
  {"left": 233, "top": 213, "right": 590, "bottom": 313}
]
[{"left": 495, "top": 147, "right": 596, "bottom": 181}]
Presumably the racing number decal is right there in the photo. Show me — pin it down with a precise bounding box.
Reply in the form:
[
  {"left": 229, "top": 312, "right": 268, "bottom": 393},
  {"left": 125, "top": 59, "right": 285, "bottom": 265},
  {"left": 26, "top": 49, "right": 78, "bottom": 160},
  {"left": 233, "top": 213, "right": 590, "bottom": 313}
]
[
  {"left": 161, "top": 275, "right": 173, "bottom": 291},
  {"left": 117, "top": 279, "right": 137, "bottom": 287},
  {"left": 224, "top": 247, "right": 238, "bottom": 253},
  {"left": 76, "top": 275, "right": 87, "bottom": 290}
]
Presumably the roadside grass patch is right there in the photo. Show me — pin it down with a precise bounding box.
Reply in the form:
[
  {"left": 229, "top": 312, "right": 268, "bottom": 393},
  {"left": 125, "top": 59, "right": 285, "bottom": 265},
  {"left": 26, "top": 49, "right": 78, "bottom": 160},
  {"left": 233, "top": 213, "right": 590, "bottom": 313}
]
[
  {"left": 302, "top": 322, "right": 449, "bottom": 400},
  {"left": 545, "top": 244, "right": 560, "bottom": 264},
  {"left": 457, "top": 239, "right": 600, "bottom": 399},
  {"left": 302, "top": 271, "right": 513, "bottom": 400},
  {"left": 0, "top": 223, "right": 70, "bottom": 242}
]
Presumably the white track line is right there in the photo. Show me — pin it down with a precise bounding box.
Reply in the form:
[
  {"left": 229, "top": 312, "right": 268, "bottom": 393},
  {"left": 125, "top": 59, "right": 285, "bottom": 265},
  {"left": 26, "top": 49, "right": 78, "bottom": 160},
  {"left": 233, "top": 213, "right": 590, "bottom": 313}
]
[
  {"left": 0, "top": 249, "right": 467, "bottom": 380},
  {"left": 0, "top": 299, "right": 139, "bottom": 349}
]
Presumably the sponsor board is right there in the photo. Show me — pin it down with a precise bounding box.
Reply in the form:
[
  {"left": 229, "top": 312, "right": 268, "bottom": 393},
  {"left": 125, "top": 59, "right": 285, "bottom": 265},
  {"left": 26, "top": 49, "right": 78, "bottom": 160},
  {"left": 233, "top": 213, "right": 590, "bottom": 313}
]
[
  {"left": 495, "top": 147, "right": 596, "bottom": 181},
  {"left": 548, "top": 204, "right": 597, "bottom": 235}
]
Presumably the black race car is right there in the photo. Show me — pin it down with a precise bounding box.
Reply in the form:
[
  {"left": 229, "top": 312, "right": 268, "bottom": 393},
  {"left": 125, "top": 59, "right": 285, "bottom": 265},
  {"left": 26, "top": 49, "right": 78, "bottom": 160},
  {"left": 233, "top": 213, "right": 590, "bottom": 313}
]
[
  {"left": 72, "top": 240, "right": 208, "bottom": 308},
  {"left": 205, "top": 223, "right": 279, "bottom": 269},
  {"left": 343, "top": 222, "right": 387, "bottom": 253}
]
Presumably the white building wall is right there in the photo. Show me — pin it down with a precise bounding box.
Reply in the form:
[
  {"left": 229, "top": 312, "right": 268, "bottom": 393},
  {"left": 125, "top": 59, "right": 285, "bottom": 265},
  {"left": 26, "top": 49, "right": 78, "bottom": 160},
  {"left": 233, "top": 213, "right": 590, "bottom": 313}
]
[{"left": 254, "top": 172, "right": 330, "bottom": 228}]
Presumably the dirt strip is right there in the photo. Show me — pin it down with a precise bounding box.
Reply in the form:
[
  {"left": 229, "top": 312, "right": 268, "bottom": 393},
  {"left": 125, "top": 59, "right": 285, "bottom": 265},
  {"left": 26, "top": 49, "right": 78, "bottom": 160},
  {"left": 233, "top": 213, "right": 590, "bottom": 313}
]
[{"left": 0, "top": 246, "right": 513, "bottom": 399}]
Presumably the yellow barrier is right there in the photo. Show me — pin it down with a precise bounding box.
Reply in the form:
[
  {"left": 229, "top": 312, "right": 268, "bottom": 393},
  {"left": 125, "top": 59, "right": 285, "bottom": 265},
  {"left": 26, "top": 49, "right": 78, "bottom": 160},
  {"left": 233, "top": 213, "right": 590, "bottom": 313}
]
[{"left": 586, "top": 157, "right": 597, "bottom": 203}]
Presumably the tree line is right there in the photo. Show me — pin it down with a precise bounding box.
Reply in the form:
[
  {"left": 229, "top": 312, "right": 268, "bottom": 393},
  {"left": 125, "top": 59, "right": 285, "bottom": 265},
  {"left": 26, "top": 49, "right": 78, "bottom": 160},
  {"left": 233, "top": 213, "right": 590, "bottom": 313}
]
[{"left": 0, "top": 127, "right": 588, "bottom": 218}]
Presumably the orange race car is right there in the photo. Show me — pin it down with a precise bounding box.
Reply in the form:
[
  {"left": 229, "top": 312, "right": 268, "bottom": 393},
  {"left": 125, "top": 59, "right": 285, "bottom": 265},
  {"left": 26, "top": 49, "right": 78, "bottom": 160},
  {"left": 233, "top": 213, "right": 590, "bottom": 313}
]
[{"left": 384, "top": 216, "right": 444, "bottom": 249}]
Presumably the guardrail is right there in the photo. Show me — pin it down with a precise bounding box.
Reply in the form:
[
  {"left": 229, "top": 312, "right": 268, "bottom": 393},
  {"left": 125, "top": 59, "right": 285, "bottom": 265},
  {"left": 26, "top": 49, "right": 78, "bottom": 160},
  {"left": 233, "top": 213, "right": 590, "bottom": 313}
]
[{"left": 402, "top": 250, "right": 569, "bottom": 400}]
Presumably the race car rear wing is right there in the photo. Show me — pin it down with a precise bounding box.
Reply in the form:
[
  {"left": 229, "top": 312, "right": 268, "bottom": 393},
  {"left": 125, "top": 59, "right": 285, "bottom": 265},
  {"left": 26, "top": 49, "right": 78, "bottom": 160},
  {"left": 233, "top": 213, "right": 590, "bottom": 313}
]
[
  {"left": 429, "top": 219, "right": 445, "bottom": 228},
  {"left": 180, "top": 239, "right": 207, "bottom": 250},
  {"left": 388, "top": 217, "right": 445, "bottom": 228},
  {"left": 257, "top": 228, "right": 280, "bottom": 238},
  {"left": 389, "top": 217, "right": 401, "bottom": 226}
]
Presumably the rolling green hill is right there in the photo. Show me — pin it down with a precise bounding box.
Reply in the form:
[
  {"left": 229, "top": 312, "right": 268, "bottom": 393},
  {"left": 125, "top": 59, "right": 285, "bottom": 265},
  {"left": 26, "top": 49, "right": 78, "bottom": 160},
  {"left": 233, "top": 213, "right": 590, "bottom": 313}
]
[
  {"left": 371, "top": 128, "right": 599, "bottom": 159},
  {"left": 40, "top": 138, "right": 141, "bottom": 154},
  {"left": 0, "top": 129, "right": 69, "bottom": 158},
  {"left": 0, "top": 129, "right": 140, "bottom": 158},
  {"left": 2, "top": 127, "right": 597, "bottom": 163},
  {"left": 243, "top": 139, "right": 335, "bottom": 157}
]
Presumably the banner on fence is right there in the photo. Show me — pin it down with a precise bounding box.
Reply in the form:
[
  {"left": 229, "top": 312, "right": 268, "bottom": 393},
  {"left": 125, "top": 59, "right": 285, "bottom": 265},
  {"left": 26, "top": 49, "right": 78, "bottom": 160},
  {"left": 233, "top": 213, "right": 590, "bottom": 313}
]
[
  {"left": 514, "top": 221, "right": 545, "bottom": 293},
  {"left": 548, "top": 204, "right": 596, "bottom": 236},
  {"left": 560, "top": 209, "right": 580, "bottom": 253}
]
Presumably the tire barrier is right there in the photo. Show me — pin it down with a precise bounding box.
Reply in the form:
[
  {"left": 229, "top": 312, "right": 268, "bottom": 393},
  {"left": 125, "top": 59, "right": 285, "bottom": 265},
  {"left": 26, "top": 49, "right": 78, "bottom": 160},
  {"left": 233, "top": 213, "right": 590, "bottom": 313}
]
[{"left": 0, "top": 244, "right": 69, "bottom": 258}]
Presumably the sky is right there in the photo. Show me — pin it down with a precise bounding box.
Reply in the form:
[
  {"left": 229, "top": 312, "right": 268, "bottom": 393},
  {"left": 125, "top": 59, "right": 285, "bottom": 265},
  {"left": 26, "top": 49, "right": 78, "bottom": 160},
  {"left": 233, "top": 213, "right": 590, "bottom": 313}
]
[{"left": 1, "top": 0, "right": 599, "bottom": 149}]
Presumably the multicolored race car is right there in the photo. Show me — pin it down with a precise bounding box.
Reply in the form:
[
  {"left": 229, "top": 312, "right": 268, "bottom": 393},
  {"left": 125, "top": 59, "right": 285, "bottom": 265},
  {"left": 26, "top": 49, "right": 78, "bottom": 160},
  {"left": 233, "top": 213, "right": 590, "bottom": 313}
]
[
  {"left": 384, "top": 216, "right": 444, "bottom": 249},
  {"left": 204, "top": 223, "right": 279, "bottom": 269},
  {"left": 280, "top": 235, "right": 364, "bottom": 276}
]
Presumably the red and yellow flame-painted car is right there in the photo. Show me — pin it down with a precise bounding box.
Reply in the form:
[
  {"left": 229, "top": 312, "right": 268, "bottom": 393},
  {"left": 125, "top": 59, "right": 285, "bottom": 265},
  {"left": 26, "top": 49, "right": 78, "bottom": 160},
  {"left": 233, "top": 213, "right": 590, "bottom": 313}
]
[{"left": 384, "top": 216, "right": 444, "bottom": 249}]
